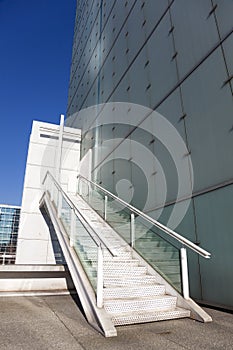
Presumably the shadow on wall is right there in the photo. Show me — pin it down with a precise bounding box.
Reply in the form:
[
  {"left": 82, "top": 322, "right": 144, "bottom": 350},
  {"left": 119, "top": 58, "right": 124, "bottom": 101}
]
[
  {"left": 40, "top": 204, "right": 86, "bottom": 318},
  {"left": 40, "top": 205, "right": 66, "bottom": 264}
]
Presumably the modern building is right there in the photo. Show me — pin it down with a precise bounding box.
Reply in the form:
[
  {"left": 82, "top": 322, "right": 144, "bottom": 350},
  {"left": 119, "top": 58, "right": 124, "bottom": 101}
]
[
  {"left": 65, "top": 0, "right": 233, "bottom": 310},
  {"left": 0, "top": 204, "right": 20, "bottom": 264},
  {"left": 16, "top": 119, "right": 81, "bottom": 265},
  {"left": 9, "top": 0, "right": 232, "bottom": 336}
]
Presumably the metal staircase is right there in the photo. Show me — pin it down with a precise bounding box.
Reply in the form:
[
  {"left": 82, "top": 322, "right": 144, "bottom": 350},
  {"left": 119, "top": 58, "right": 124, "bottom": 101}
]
[
  {"left": 103, "top": 255, "right": 191, "bottom": 326},
  {"left": 40, "top": 172, "right": 212, "bottom": 337},
  {"left": 72, "top": 202, "right": 191, "bottom": 326}
]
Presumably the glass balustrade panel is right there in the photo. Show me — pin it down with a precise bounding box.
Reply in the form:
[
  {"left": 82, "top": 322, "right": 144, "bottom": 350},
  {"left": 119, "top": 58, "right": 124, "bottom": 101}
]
[
  {"left": 105, "top": 199, "right": 131, "bottom": 245},
  {"left": 72, "top": 213, "right": 98, "bottom": 291},
  {"left": 77, "top": 177, "right": 183, "bottom": 292},
  {"left": 60, "top": 197, "right": 72, "bottom": 237},
  {"left": 134, "top": 215, "right": 182, "bottom": 292}
]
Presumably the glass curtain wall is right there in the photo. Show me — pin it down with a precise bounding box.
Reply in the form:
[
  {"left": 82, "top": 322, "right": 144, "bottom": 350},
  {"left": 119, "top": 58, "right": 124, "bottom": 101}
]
[{"left": 0, "top": 205, "right": 21, "bottom": 264}]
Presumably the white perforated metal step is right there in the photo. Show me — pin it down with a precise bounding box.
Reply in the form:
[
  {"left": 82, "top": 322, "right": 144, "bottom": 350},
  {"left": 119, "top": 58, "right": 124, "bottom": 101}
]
[
  {"left": 91, "top": 259, "right": 140, "bottom": 270},
  {"left": 113, "top": 252, "right": 132, "bottom": 259},
  {"left": 104, "top": 266, "right": 147, "bottom": 276},
  {"left": 104, "top": 295, "right": 177, "bottom": 314},
  {"left": 104, "top": 275, "right": 159, "bottom": 287},
  {"left": 103, "top": 284, "right": 165, "bottom": 300},
  {"left": 104, "top": 260, "right": 139, "bottom": 268},
  {"left": 111, "top": 307, "right": 191, "bottom": 326}
]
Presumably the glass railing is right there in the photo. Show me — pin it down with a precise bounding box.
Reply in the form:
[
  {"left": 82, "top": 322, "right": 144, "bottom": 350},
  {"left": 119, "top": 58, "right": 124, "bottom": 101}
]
[
  {"left": 42, "top": 172, "right": 106, "bottom": 306},
  {"left": 77, "top": 175, "right": 211, "bottom": 297}
]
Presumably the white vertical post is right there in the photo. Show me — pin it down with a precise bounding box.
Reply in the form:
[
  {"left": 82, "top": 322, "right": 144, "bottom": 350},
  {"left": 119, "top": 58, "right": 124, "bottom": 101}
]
[
  {"left": 180, "top": 247, "right": 190, "bottom": 300},
  {"left": 77, "top": 178, "right": 80, "bottom": 196},
  {"left": 44, "top": 174, "right": 48, "bottom": 193},
  {"left": 97, "top": 244, "right": 104, "bottom": 308},
  {"left": 51, "top": 182, "right": 54, "bottom": 202},
  {"left": 88, "top": 183, "right": 91, "bottom": 202},
  {"left": 55, "top": 114, "right": 64, "bottom": 183},
  {"left": 47, "top": 175, "right": 52, "bottom": 197},
  {"left": 57, "top": 191, "right": 62, "bottom": 218},
  {"left": 130, "top": 213, "right": 135, "bottom": 248},
  {"left": 104, "top": 195, "right": 108, "bottom": 221},
  {"left": 70, "top": 208, "right": 76, "bottom": 247}
]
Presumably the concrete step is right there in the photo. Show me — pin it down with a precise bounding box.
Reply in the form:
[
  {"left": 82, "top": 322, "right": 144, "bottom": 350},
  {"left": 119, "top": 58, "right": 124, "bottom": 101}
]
[
  {"left": 111, "top": 307, "right": 191, "bottom": 326},
  {"left": 104, "top": 295, "right": 177, "bottom": 314},
  {"left": 103, "top": 284, "right": 165, "bottom": 300}
]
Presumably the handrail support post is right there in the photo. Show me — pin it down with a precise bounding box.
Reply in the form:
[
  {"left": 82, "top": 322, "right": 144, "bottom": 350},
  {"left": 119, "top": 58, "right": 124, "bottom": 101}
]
[
  {"left": 57, "top": 190, "right": 62, "bottom": 218},
  {"left": 97, "top": 245, "right": 104, "bottom": 308},
  {"left": 70, "top": 208, "right": 76, "bottom": 247},
  {"left": 181, "top": 247, "right": 190, "bottom": 300},
  {"left": 130, "top": 213, "right": 135, "bottom": 248},
  {"left": 104, "top": 195, "right": 108, "bottom": 221},
  {"left": 88, "top": 183, "right": 91, "bottom": 201}
]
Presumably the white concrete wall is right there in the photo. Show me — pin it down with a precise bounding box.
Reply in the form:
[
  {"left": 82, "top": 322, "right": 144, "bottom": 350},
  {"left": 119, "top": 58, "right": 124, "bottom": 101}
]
[{"left": 16, "top": 120, "right": 81, "bottom": 264}]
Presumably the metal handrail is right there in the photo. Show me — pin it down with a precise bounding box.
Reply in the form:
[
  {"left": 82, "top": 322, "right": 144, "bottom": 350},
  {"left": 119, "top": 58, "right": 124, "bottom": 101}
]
[
  {"left": 42, "top": 171, "right": 114, "bottom": 257},
  {"left": 77, "top": 174, "right": 211, "bottom": 259}
]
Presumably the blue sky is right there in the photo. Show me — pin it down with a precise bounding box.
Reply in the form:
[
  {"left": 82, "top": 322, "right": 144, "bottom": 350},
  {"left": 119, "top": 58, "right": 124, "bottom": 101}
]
[{"left": 0, "top": 0, "right": 76, "bottom": 205}]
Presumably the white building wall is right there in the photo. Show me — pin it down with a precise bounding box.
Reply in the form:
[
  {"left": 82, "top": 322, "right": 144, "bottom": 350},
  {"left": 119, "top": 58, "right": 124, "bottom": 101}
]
[{"left": 16, "top": 120, "right": 81, "bottom": 264}]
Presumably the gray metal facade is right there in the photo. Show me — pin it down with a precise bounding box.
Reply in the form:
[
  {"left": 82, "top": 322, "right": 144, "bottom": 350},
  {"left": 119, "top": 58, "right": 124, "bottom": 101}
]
[{"left": 66, "top": 0, "right": 233, "bottom": 309}]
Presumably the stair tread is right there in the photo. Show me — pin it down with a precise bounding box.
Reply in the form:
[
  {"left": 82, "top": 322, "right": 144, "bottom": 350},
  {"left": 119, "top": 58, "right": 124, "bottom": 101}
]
[
  {"left": 104, "top": 295, "right": 177, "bottom": 315},
  {"left": 104, "top": 283, "right": 164, "bottom": 289},
  {"left": 104, "top": 284, "right": 165, "bottom": 298},
  {"left": 104, "top": 294, "right": 176, "bottom": 304},
  {"left": 104, "top": 277, "right": 158, "bottom": 285},
  {"left": 104, "top": 267, "right": 146, "bottom": 272},
  {"left": 110, "top": 306, "right": 189, "bottom": 316},
  {"left": 111, "top": 307, "right": 191, "bottom": 325},
  {"left": 105, "top": 274, "right": 156, "bottom": 279},
  {"left": 104, "top": 260, "right": 139, "bottom": 265}
]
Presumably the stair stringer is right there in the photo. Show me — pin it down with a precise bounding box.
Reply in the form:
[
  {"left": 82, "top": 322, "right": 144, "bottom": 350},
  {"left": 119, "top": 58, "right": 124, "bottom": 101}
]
[
  {"left": 130, "top": 249, "right": 212, "bottom": 323},
  {"left": 40, "top": 194, "right": 117, "bottom": 337}
]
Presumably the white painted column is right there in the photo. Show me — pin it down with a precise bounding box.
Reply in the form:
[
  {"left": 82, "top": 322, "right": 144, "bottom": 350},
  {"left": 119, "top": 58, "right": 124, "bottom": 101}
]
[
  {"left": 181, "top": 247, "right": 190, "bottom": 300},
  {"left": 55, "top": 114, "right": 64, "bottom": 182},
  {"left": 130, "top": 213, "right": 135, "bottom": 248},
  {"left": 97, "top": 245, "right": 104, "bottom": 308}
]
